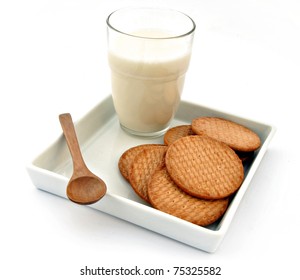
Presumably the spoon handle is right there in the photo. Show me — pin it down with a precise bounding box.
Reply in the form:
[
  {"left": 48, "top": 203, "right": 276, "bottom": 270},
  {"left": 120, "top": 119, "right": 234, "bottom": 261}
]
[{"left": 59, "top": 113, "right": 88, "bottom": 174}]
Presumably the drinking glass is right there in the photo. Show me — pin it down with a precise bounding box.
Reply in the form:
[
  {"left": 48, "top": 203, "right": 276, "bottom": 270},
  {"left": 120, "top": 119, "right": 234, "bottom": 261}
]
[{"left": 107, "top": 7, "right": 195, "bottom": 137}]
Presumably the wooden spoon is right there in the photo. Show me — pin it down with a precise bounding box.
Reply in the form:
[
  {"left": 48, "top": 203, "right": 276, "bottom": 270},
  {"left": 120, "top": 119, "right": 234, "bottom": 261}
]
[{"left": 59, "top": 113, "right": 107, "bottom": 205}]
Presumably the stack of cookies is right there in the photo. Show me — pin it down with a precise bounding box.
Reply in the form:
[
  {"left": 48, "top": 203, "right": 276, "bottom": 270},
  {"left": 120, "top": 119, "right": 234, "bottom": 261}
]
[{"left": 118, "top": 117, "right": 261, "bottom": 226}]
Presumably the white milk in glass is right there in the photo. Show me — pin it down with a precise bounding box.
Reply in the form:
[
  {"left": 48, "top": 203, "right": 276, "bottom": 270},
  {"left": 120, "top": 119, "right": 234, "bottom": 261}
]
[{"left": 108, "top": 29, "right": 192, "bottom": 135}]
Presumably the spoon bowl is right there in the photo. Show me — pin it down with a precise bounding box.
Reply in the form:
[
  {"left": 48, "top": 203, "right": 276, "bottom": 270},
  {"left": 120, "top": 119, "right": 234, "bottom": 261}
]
[
  {"left": 67, "top": 176, "right": 106, "bottom": 205},
  {"left": 59, "top": 113, "right": 107, "bottom": 205}
]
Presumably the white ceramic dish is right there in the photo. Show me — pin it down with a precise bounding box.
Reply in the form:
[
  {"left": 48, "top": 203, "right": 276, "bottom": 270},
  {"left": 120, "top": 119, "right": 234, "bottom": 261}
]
[{"left": 26, "top": 95, "right": 275, "bottom": 252}]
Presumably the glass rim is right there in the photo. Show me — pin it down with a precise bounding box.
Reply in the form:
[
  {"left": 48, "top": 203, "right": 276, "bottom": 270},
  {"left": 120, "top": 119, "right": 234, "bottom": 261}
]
[{"left": 106, "top": 7, "right": 196, "bottom": 40}]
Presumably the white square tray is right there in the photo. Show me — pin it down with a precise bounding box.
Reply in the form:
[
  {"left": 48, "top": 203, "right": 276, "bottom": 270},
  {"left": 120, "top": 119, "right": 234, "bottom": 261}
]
[{"left": 26, "top": 95, "right": 275, "bottom": 252}]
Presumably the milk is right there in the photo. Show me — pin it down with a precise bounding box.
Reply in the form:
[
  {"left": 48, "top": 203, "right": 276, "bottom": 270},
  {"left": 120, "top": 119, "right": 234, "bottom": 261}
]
[{"left": 108, "top": 29, "right": 192, "bottom": 135}]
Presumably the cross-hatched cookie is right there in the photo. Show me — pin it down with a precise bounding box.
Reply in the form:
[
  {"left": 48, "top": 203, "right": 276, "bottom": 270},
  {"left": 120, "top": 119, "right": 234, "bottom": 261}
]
[
  {"left": 118, "top": 144, "right": 163, "bottom": 181},
  {"left": 165, "top": 135, "right": 244, "bottom": 199},
  {"left": 164, "top": 125, "right": 195, "bottom": 145},
  {"left": 148, "top": 168, "right": 229, "bottom": 226},
  {"left": 129, "top": 145, "right": 168, "bottom": 202},
  {"left": 192, "top": 117, "right": 261, "bottom": 152}
]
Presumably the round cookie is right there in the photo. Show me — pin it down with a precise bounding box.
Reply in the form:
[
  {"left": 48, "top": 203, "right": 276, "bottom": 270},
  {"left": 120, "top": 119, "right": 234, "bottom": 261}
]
[
  {"left": 129, "top": 145, "right": 168, "bottom": 202},
  {"left": 148, "top": 168, "right": 229, "bottom": 226},
  {"left": 118, "top": 144, "right": 162, "bottom": 180},
  {"left": 191, "top": 117, "right": 261, "bottom": 152},
  {"left": 164, "top": 125, "right": 194, "bottom": 145},
  {"left": 165, "top": 135, "right": 244, "bottom": 199}
]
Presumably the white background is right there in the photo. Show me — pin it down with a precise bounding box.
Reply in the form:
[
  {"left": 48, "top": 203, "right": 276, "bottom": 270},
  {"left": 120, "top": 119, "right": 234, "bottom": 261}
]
[{"left": 1, "top": 0, "right": 300, "bottom": 279}]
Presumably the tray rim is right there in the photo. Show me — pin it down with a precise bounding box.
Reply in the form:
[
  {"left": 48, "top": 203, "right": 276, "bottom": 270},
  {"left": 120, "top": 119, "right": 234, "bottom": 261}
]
[{"left": 26, "top": 95, "right": 276, "bottom": 252}]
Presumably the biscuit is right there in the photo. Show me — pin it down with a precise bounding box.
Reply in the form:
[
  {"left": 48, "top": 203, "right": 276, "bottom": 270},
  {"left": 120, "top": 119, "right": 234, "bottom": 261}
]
[
  {"left": 164, "top": 125, "right": 194, "bottom": 145},
  {"left": 148, "top": 168, "right": 229, "bottom": 226},
  {"left": 165, "top": 135, "right": 244, "bottom": 199},
  {"left": 191, "top": 117, "right": 261, "bottom": 152},
  {"left": 129, "top": 145, "right": 168, "bottom": 202},
  {"left": 118, "top": 144, "right": 161, "bottom": 181}
]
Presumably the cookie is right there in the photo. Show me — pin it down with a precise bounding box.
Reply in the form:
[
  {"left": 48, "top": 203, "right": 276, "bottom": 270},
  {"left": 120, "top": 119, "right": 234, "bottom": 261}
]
[
  {"left": 164, "top": 125, "right": 195, "bottom": 145},
  {"left": 118, "top": 144, "right": 162, "bottom": 180},
  {"left": 191, "top": 117, "right": 261, "bottom": 152},
  {"left": 129, "top": 145, "right": 168, "bottom": 202},
  {"left": 165, "top": 135, "right": 244, "bottom": 199},
  {"left": 148, "top": 168, "right": 229, "bottom": 226}
]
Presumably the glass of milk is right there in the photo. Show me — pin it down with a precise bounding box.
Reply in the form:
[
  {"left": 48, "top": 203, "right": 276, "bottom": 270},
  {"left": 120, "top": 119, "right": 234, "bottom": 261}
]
[{"left": 107, "top": 7, "right": 195, "bottom": 137}]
